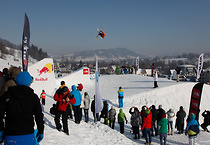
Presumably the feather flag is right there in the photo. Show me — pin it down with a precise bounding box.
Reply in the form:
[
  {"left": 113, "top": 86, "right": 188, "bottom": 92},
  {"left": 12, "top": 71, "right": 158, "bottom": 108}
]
[
  {"left": 22, "top": 13, "right": 30, "bottom": 71},
  {"left": 136, "top": 57, "right": 139, "bottom": 71},
  {"left": 197, "top": 53, "right": 204, "bottom": 80},
  {"left": 189, "top": 83, "right": 204, "bottom": 121},
  {"left": 95, "top": 57, "right": 103, "bottom": 114}
]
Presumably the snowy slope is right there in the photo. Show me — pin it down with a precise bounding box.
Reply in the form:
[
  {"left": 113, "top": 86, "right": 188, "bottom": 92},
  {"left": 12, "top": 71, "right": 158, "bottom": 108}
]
[
  {"left": 41, "top": 74, "right": 210, "bottom": 145},
  {"left": 0, "top": 54, "right": 210, "bottom": 145}
]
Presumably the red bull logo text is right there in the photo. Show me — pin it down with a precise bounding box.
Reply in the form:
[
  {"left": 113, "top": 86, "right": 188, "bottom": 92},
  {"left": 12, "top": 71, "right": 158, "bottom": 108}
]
[{"left": 35, "top": 78, "right": 48, "bottom": 81}]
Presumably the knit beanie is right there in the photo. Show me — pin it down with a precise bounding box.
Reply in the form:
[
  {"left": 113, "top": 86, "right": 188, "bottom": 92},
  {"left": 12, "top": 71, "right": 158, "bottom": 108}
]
[
  {"left": 162, "top": 113, "right": 166, "bottom": 118},
  {"left": 145, "top": 109, "right": 150, "bottom": 114},
  {"left": 190, "top": 113, "right": 195, "bottom": 119},
  {"left": 77, "top": 83, "right": 83, "bottom": 90},
  {"left": 61, "top": 86, "right": 68, "bottom": 93},
  {"left": 16, "top": 71, "right": 32, "bottom": 87}
]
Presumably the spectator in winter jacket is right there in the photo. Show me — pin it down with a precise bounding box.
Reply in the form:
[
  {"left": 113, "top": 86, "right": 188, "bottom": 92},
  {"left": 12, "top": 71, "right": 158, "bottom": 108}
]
[
  {"left": 83, "top": 92, "right": 90, "bottom": 123},
  {"left": 175, "top": 67, "right": 181, "bottom": 82},
  {"left": 201, "top": 110, "right": 210, "bottom": 132},
  {"left": 2, "top": 68, "right": 9, "bottom": 82},
  {"left": 91, "top": 95, "right": 100, "bottom": 122},
  {"left": 153, "top": 71, "right": 158, "bottom": 88},
  {"left": 0, "top": 71, "right": 44, "bottom": 144},
  {"left": 54, "top": 86, "right": 76, "bottom": 135},
  {"left": 40, "top": 90, "right": 46, "bottom": 105},
  {"left": 59, "top": 81, "right": 73, "bottom": 119},
  {"left": 118, "top": 86, "right": 124, "bottom": 108},
  {"left": 150, "top": 105, "right": 158, "bottom": 136},
  {"left": 108, "top": 106, "right": 116, "bottom": 129},
  {"left": 0, "top": 66, "right": 21, "bottom": 96},
  {"left": 142, "top": 109, "right": 152, "bottom": 144},
  {"left": 77, "top": 83, "right": 84, "bottom": 122},
  {"left": 130, "top": 107, "right": 141, "bottom": 139},
  {"left": 118, "top": 108, "right": 127, "bottom": 134},
  {"left": 0, "top": 71, "right": 5, "bottom": 96},
  {"left": 158, "top": 113, "right": 168, "bottom": 145},
  {"left": 176, "top": 106, "right": 186, "bottom": 134},
  {"left": 100, "top": 101, "right": 108, "bottom": 124},
  {"left": 140, "top": 105, "right": 147, "bottom": 138},
  {"left": 71, "top": 85, "right": 82, "bottom": 124},
  {"left": 157, "top": 105, "right": 165, "bottom": 135},
  {"left": 60, "top": 81, "right": 66, "bottom": 89},
  {"left": 167, "top": 108, "right": 175, "bottom": 135},
  {"left": 185, "top": 113, "right": 199, "bottom": 145}
]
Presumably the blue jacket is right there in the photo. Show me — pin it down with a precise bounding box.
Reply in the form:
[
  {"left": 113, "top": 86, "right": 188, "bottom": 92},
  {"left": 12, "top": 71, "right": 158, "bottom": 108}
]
[
  {"left": 185, "top": 114, "right": 199, "bottom": 137},
  {"left": 118, "top": 89, "right": 124, "bottom": 98},
  {"left": 71, "top": 85, "right": 82, "bottom": 106}
]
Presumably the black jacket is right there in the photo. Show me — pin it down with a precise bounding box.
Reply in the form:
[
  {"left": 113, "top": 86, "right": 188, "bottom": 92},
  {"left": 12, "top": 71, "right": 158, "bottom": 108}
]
[
  {"left": 151, "top": 108, "right": 158, "bottom": 122},
  {"left": 157, "top": 108, "right": 165, "bottom": 122},
  {"left": 202, "top": 111, "right": 210, "bottom": 125},
  {"left": 91, "top": 100, "right": 95, "bottom": 113},
  {"left": 100, "top": 101, "right": 108, "bottom": 118},
  {"left": 0, "top": 85, "right": 44, "bottom": 135},
  {"left": 176, "top": 108, "right": 186, "bottom": 124}
]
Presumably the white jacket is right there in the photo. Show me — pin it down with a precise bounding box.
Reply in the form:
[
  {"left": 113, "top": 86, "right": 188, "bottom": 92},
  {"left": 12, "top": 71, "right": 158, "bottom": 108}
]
[
  {"left": 79, "top": 91, "right": 84, "bottom": 108},
  {"left": 154, "top": 71, "right": 158, "bottom": 81},
  {"left": 167, "top": 110, "right": 175, "bottom": 122}
]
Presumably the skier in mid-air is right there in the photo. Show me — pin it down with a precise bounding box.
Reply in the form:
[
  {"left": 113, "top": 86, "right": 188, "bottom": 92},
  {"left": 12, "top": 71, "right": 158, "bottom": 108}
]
[{"left": 96, "top": 28, "right": 106, "bottom": 39}]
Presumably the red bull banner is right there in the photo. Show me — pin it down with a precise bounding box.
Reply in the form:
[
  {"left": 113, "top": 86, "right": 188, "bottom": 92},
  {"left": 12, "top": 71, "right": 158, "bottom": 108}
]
[
  {"left": 189, "top": 83, "right": 204, "bottom": 121},
  {"left": 36, "top": 63, "right": 53, "bottom": 81},
  {"left": 83, "top": 68, "right": 89, "bottom": 75},
  {"left": 22, "top": 13, "right": 30, "bottom": 71}
]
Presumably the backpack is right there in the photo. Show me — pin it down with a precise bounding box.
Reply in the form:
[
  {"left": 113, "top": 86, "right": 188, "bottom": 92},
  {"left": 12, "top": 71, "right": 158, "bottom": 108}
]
[{"left": 50, "top": 104, "right": 57, "bottom": 115}]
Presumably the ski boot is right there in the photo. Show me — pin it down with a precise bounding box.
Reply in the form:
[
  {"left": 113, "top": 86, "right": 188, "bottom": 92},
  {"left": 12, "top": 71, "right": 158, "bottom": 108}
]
[{"left": 168, "top": 130, "right": 171, "bottom": 135}]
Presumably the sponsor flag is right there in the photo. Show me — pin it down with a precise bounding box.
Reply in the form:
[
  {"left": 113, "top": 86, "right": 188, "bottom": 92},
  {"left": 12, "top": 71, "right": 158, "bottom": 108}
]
[
  {"left": 189, "top": 83, "right": 204, "bottom": 121},
  {"left": 95, "top": 57, "right": 103, "bottom": 114},
  {"left": 22, "top": 13, "right": 30, "bottom": 71},
  {"left": 151, "top": 63, "right": 154, "bottom": 77},
  {"left": 136, "top": 57, "right": 139, "bottom": 70},
  {"left": 197, "top": 53, "right": 204, "bottom": 80}
]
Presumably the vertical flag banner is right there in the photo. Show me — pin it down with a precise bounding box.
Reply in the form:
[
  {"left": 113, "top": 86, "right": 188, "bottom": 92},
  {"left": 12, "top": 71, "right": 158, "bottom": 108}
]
[
  {"left": 136, "top": 57, "right": 139, "bottom": 70},
  {"left": 189, "top": 83, "right": 204, "bottom": 121},
  {"left": 22, "top": 13, "right": 30, "bottom": 71},
  {"left": 95, "top": 57, "right": 103, "bottom": 113},
  {"left": 151, "top": 63, "right": 154, "bottom": 77},
  {"left": 197, "top": 53, "right": 204, "bottom": 80}
]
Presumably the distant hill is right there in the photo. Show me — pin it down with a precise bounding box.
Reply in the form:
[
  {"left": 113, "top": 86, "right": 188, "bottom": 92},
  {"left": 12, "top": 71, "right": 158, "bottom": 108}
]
[{"left": 52, "top": 48, "right": 147, "bottom": 61}]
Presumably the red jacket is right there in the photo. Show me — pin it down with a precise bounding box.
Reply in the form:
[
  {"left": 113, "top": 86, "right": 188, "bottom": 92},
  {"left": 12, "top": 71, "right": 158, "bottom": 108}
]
[
  {"left": 54, "top": 88, "right": 76, "bottom": 111},
  {"left": 141, "top": 111, "right": 152, "bottom": 130}
]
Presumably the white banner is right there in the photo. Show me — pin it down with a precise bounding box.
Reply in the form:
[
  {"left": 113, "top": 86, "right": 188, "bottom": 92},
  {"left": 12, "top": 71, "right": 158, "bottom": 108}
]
[
  {"left": 197, "top": 53, "right": 204, "bottom": 80},
  {"left": 136, "top": 57, "right": 139, "bottom": 70},
  {"left": 95, "top": 57, "right": 103, "bottom": 113}
]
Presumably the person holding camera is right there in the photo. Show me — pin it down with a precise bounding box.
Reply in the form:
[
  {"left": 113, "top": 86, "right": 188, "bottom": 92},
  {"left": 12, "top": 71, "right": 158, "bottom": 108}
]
[
  {"left": 201, "top": 110, "right": 210, "bottom": 132},
  {"left": 54, "top": 86, "right": 76, "bottom": 135}
]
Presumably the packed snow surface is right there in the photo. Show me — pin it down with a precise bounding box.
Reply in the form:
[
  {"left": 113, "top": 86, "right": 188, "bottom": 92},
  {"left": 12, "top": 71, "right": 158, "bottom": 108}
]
[
  {"left": 40, "top": 74, "right": 210, "bottom": 145},
  {"left": 1, "top": 54, "right": 210, "bottom": 145}
]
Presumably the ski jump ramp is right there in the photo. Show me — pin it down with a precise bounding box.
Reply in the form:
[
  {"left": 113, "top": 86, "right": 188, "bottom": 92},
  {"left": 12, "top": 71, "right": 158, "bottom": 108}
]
[{"left": 28, "top": 58, "right": 91, "bottom": 96}]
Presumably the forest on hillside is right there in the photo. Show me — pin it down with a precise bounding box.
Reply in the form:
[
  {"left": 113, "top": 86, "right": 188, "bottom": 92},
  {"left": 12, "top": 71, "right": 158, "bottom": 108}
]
[{"left": 0, "top": 37, "right": 49, "bottom": 61}]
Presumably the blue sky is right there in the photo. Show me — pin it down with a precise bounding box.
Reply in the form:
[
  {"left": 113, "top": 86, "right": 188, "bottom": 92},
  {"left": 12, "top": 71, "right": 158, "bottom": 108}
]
[{"left": 1, "top": 0, "right": 210, "bottom": 56}]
